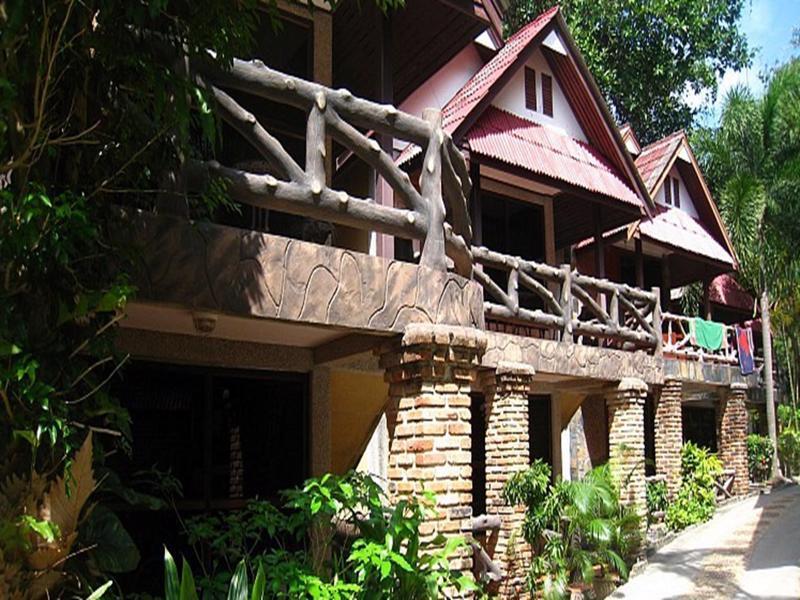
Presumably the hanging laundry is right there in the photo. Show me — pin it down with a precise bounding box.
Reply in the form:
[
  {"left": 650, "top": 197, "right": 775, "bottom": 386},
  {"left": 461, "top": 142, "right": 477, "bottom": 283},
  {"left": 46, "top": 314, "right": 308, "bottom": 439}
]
[
  {"left": 691, "top": 317, "right": 725, "bottom": 351},
  {"left": 736, "top": 325, "right": 755, "bottom": 375}
]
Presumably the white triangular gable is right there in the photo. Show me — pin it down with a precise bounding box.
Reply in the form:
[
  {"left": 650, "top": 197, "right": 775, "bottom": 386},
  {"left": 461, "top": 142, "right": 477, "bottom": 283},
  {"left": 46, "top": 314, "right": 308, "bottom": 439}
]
[{"left": 491, "top": 39, "right": 588, "bottom": 142}]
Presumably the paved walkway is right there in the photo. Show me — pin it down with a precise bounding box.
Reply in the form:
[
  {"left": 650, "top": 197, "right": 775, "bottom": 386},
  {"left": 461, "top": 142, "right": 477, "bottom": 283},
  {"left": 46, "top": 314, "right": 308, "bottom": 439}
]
[{"left": 612, "top": 485, "right": 800, "bottom": 599}]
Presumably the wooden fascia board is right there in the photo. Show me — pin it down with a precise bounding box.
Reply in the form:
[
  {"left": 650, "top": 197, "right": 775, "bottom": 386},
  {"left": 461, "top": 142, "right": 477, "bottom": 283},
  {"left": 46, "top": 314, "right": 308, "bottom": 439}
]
[{"left": 550, "top": 12, "right": 654, "bottom": 217}]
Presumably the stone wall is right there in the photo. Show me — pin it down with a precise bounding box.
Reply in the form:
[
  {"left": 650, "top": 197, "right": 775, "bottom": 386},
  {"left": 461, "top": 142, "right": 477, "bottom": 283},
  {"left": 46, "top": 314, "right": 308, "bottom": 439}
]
[
  {"left": 568, "top": 396, "right": 609, "bottom": 480},
  {"left": 120, "top": 210, "right": 484, "bottom": 334},
  {"left": 484, "top": 333, "right": 663, "bottom": 384}
]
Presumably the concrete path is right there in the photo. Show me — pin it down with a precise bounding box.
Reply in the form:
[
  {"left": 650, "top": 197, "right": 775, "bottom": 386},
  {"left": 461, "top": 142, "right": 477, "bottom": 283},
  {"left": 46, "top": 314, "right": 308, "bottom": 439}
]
[{"left": 612, "top": 485, "right": 800, "bottom": 599}]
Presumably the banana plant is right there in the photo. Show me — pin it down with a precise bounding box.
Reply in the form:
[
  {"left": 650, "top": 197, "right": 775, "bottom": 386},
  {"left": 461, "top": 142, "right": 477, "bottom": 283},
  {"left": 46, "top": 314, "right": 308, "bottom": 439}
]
[{"left": 164, "top": 547, "right": 266, "bottom": 600}]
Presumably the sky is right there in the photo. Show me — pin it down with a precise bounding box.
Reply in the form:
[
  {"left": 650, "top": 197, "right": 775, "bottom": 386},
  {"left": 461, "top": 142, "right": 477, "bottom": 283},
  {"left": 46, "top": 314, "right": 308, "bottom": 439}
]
[{"left": 693, "top": 0, "right": 800, "bottom": 126}]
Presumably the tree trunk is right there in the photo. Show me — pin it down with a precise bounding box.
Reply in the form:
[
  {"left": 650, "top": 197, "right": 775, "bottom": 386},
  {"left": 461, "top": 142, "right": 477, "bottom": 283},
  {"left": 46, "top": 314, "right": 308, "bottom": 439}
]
[{"left": 761, "top": 289, "right": 780, "bottom": 479}]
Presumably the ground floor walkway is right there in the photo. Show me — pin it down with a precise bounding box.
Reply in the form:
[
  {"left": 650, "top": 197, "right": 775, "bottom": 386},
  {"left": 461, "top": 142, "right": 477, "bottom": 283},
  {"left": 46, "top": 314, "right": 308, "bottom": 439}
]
[{"left": 612, "top": 485, "right": 800, "bottom": 599}]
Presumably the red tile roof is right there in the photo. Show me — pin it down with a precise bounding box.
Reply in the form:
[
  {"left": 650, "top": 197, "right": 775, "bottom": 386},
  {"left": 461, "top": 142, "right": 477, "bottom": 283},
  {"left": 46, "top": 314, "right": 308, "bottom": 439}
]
[
  {"left": 441, "top": 5, "right": 559, "bottom": 136},
  {"left": 709, "top": 274, "right": 755, "bottom": 312},
  {"left": 465, "top": 107, "right": 641, "bottom": 206},
  {"left": 639, "top": 205, "right": 735, "bottom": 266},
  {"left": 634, "top": 130, "right": 684, "bottom": 192}
]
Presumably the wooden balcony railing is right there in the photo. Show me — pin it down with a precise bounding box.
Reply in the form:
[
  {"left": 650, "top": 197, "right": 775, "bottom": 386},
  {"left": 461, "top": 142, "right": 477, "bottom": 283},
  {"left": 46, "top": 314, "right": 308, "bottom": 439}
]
[
  {"left": 191, "top": 57, "right": 473, "bottom": 277},
  {"left": 662, "top": 312, "right": 758, "bottom": 366},
  {"left": 472, "top": 246, "right": 662, "bottom": 350}
]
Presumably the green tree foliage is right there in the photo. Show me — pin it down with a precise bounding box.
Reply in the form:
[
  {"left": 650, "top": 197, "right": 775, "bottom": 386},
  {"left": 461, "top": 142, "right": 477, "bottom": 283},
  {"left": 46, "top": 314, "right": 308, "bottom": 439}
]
[
  {"left": 0, "top": 0, "right": 404, "bottom": 594},
  {"left": 503, "top": 461, "right": 640, "bottom": 599},
  {"left": 777, "top": 404, "right": 800, "bottom": 477},
  {"left": 176, "top": 472, "right": 477, "bottom": 600},
  {"left": 504, "top": 0, "right": 750, "bottom": 144},
  {"left": 665, "top": 442, "right": 723, "bottom": 531},
  {"left": 692, "top": 58, "right": 800, "bottom": 408}
]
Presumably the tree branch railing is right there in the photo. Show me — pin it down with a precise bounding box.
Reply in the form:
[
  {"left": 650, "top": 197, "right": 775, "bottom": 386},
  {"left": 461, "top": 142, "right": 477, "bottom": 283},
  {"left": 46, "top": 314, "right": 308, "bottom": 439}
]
[
  {"left": 191, "top": 58, "right": 473, "bottom": 276},
  {"left": 662, "top": 312, "right": 743, "bottom": 365},
  {"left": 473, "top": 246, "right": 662, "bottom": 351}
]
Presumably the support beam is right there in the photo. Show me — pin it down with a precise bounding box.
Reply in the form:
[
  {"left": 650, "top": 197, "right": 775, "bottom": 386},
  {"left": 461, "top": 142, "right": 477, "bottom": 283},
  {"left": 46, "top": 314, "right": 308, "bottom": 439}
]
[
  {"left": 634, "top": 236, "right": 644, "bottom": 289},
  {"left": 717, "top": 383, "right": 749, "bottom": 496},
  {"left": 379, "top": 324, "right": 487, "bottom": 579},
  {"left": 606, "top": 378, "right": 648, "bottom": 548},
  {"left": 654, "top": 379, "right": 683, "bottom": 498},
  {"left": 482, "top": 362, "right": 535, "bottom": 597}
]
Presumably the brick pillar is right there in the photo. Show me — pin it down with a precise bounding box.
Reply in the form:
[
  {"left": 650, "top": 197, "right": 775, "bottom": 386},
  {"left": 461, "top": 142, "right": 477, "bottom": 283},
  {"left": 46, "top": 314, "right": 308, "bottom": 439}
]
[
  {"left": 717, "top": 383, "right": 749, "bottom": 496},
  {"left": 654, "top": 378, "right": 683, "bottom": 498},
  {"left": 606, "top": 378, "right": 648, "bottom": 543},
  {"left": 482, "top": 362, "right": 534, "bottom": 599},
  {"left": 379, "top": 324, "right": 487, "bottom": 577}
]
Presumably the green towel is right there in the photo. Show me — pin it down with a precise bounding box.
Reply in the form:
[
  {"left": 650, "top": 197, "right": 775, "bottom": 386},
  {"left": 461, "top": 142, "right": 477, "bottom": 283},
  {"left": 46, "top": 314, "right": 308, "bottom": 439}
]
[{"left": 692, "top": 317, "right": 725, "bottom": 351}]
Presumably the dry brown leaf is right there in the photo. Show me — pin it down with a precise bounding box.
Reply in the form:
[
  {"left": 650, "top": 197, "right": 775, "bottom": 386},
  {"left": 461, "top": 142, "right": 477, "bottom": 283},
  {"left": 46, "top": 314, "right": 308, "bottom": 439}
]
[{"left": 44, "top": 433, "right": 95, "bottom": 538}]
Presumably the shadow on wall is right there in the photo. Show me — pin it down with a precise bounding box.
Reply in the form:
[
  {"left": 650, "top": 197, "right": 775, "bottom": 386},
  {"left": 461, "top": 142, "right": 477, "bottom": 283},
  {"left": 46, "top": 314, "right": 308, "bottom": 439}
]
[{"left": 569, "top": 395, "right": 609, "bottom": 480}]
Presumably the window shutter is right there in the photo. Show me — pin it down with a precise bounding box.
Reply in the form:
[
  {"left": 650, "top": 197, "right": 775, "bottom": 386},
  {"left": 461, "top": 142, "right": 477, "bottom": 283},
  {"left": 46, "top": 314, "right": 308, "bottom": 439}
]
[
  {"left": 542, "top": 73, "right": 553, "bottom": 117},
  {"left": 673, "top": 177, "right": 681, "bottom": 208},
  {"left": 664, "top": 178, "right": 672, "bottom": 205},
  {"left": 524, "top": 68, "right": 537, "bottom": 110}
]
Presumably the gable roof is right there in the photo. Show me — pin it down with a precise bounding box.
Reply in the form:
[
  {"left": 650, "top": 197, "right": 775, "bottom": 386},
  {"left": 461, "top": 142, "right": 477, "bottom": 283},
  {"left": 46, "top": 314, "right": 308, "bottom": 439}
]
[
  {"left": 619, "top": 123, "right": 641, "bottom": 155},
  {"left": 709, "top": 273, "right": 755, "bottom": 313},
  {"left": 434, "top": 6, "right": 652, "bottom": 214},
  {"left": 440, "top": 6, "right": 560, "bottom": 136},
  {"left": 634, "top": 131, "right": 737, "bottom": 266},
  {"left": 466, "top": 107, "right": 641, "bottom": 207}
]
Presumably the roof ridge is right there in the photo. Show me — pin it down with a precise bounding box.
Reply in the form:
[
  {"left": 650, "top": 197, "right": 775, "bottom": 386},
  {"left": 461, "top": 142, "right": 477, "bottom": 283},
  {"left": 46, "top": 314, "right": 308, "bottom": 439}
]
[{"left": 639, "top": 129, "right": 685, "bottom": 154}]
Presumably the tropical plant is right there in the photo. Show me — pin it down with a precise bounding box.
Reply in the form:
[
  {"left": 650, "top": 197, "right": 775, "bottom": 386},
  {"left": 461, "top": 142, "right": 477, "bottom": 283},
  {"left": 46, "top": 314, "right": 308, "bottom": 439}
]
[
  {"left": 503, "top": 461, "right": 640, "bottom": 599},
  {"left": 692, "top": 57, "right": 800, "bottom": 414},
  {"left": 504, "top": 0, "right": 750, "bottom": 144},
  {"left": 746, "top": 434, "right": 774, "bottom": 482},
  {"left": 777, "top": 404, "right": 800, "bottom": 477},
  {"left": 665, "top": 442, "right": 723, "bottom": 531},
  {"left": 645, "top": 479, "right": 668, "bottom": 524},
  {"left": 178, "top": 472, "right": 477, "bottom": 600}
]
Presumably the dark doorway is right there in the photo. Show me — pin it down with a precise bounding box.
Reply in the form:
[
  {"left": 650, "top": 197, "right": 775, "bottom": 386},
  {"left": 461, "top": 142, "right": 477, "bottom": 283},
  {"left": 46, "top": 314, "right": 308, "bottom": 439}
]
[
  {"left": 682, "top": 405, "right": 718, "bottom": 452},
  {"left": 482, "top": 193, "right": 547, "bottom": 312},
  {"left": 644, "top": 394, "right": 656, "bottom": 476},
  {"left": 470, "top": 393, "right": 486, "bottom": 517},
  {"left": 529, "top": 395, "right": 552, "bottom": 470},
  {"left": 110, "top": 362, "right": 309, "bottom": 592}
]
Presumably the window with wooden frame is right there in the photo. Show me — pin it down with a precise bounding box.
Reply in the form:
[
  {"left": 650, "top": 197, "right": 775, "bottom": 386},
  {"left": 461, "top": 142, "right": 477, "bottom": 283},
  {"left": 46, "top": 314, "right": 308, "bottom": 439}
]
[
  {"left": 524, "top": 67, "right": 537, "bottom": 110},
  {"left": 664, "top": 177, "right": 672, "bottom": 205},
  {"left": 541, "top": 73, "right": 554, "bottom": 117},
  {"left": 672, "top": 177, "right": 681, "bottom": 208}
]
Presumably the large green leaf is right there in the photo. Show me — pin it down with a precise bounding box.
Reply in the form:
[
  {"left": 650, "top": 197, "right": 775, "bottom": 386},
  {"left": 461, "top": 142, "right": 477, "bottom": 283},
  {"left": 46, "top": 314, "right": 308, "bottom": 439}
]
[
  {"left": 164, "top": 547, "right": 180, "bottom": 600},
  {"left": 180, "top": 559, "right": 199, "bottom": 600},
  {"left": 251, "top": 562, "right": 266, "bottom": 600},
  {"left": 227, "top": 560, "right": 249, "bottom": 600},
  {"left": 82, "top": 505, "right": 140, "bottom": 573}
]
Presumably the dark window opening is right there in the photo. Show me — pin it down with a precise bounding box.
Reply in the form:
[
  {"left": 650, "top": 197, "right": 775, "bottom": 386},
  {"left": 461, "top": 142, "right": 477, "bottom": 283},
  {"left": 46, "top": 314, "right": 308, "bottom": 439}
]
[
  {"left": 470, "top": 393, "right": 487, "bottom": 517},
  {"left": 541, "top": 73, "right": 553, "bottom": 117},
  {"left": 524, "top": 67, "right": 537, "bottom": 111},
  {"left": 620, "top": 253, "right": 662, "bottom": 289},
  {"left": 529, "top": 395, "right": 552, "bottom": 475},
  {"left": 672, "top": 177, "right": 681, "bottom": 208},
  {"left": 110, "top": 362, "right": 309, "bottom": 592}
]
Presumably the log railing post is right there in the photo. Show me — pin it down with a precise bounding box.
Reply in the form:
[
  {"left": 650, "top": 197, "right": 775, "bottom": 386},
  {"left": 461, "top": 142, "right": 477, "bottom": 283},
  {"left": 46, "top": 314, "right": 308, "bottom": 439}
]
[
  {"left": 508, "top": 262, "right": 520, "bottom": 315},
  {"left": 306, "top": 91, "right": 327, "bottom": 193},
  {"left": 419, "top": 108, "right": 446, "bottom": 271},
  {"left": 652, "top": 286, "right": 662, "bottom": 354},
  {"left": 561, "top": 264, "right": 573, "bottom": 343}
]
